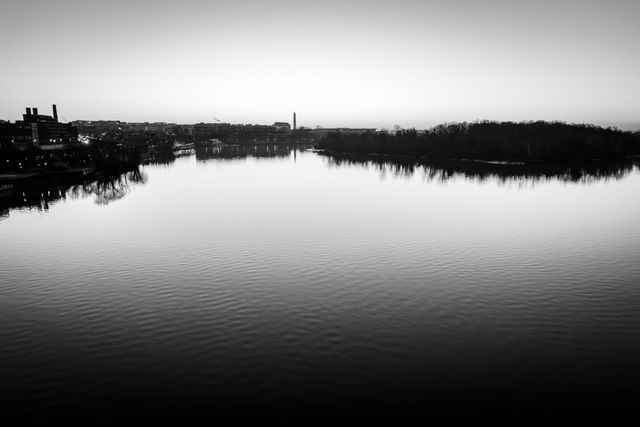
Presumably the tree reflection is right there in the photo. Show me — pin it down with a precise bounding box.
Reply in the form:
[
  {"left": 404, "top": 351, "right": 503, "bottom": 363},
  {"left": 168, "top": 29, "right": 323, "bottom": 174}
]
[
  {"left": 72, "top": 169, "right": 147, "bottom": 205},
  {"left": 323, "top": 153, "right": 640, "bottom": 185},
  {"left": 0, "top": 168, "right": 147, "bottom": 216}
]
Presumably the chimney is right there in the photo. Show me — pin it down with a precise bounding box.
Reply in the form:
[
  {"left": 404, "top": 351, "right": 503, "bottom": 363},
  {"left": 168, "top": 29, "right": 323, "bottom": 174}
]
[
  {"left": 26, "top": 107, "right": 32, "bottom": 116},
  {"left": 33, "top": 107, "right": 39, "bottom": 116},
  {"left": 293, "top": 112, "right": 297, "bottom": 130},
  {"left": 52, "top": 104, "right": 58, "bottom": 122}
]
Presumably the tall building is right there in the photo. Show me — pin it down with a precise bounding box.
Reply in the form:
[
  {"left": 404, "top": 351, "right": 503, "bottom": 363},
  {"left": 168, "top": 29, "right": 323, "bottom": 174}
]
[{"left": 0, "top": 105, "right": 78, "bottom": 148}]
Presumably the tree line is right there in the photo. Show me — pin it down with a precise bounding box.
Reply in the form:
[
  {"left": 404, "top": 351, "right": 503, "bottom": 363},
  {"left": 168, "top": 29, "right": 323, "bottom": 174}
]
[{"left": 318, "top": 121, "right": 640, "bottom": 162}]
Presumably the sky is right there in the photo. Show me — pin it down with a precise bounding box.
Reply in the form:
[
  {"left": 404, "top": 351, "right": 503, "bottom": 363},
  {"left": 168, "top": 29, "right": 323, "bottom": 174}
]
[{"left": 1, "top": 0, "right": 639, "bottom": 129}]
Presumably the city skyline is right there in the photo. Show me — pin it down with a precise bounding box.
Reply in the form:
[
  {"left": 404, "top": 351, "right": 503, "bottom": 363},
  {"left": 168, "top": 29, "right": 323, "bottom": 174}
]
[{"left": 1, "top": 0, "right": 639, "bottom": 130}]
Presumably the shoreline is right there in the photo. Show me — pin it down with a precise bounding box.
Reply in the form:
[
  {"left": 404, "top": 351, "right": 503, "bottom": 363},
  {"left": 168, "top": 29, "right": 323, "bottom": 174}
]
[{"left": 317, "top": 149, "right": 640, "bottom": 167}]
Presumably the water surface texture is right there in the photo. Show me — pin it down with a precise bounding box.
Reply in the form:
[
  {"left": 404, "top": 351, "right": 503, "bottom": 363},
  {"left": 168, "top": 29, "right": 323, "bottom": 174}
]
[{"left": 2, "top": 149, "right": 639, "bottom": 420}]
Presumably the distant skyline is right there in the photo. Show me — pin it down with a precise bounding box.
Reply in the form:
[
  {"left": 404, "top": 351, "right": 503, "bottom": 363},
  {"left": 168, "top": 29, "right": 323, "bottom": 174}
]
[{"left": 1, "top": 0, "right": 639, "bottom": 130}]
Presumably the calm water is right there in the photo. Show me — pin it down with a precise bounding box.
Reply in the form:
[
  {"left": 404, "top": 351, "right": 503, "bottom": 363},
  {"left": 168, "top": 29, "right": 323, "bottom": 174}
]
[{"left": 2, "top": 147, "right": 640, "bottom": 420}]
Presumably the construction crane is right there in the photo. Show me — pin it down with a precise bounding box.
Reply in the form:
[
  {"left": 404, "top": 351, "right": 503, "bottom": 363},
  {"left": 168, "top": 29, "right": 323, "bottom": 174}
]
[{"left": 212, "top": 116, "right": 222, "bottom": 123}]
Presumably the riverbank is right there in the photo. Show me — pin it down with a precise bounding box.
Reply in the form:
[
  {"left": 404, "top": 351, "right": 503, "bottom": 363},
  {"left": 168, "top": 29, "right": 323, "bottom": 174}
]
[
  {"left": 318, "top": 121, "right": 640, "bottom": 163},
  {"left": 0, "top": 139, "right": 143, "bottom": 182}
]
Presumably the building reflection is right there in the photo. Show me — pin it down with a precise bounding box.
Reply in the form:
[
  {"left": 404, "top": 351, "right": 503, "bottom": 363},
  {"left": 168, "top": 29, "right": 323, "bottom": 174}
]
[{"left": 195, "top": 144, "right": 314, "bottom": 161}]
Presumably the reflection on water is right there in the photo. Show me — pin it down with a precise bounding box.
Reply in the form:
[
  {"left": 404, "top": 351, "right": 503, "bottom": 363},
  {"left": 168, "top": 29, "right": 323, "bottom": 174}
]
[
  {"left": 140, "top": 146, "right": 196, "bottom": 166},
  {"left": 196, "top": 143, "right": 314, "bottom": 161},
  {"left": 2, "top": 148, "right": 640, "bottom": 421},
  {"left": 323, "top": 153, "right": 640, "bottom": 185},
  {"left": 3, "top": 149, "right": 636, "bottom": 220},
  {"left": 69, "top": 169, "right": 147, "bottom": 205},
  {"left": 2, "top": 145, "right": 314, "bottom": 218},
  {"left": 0, "top": 168, "right": 147, "bottom": 218}
]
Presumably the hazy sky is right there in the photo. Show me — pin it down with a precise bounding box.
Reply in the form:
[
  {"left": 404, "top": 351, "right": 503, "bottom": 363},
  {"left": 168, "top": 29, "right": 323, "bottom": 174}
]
[{"left": 1, "top": 0, "right": 639, "bottom": 128}]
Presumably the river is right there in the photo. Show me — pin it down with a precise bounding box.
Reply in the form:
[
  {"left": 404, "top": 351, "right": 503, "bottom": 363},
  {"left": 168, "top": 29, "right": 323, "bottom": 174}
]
[{"left": 1, "top": 146, "right": 639, "bottom": 420}]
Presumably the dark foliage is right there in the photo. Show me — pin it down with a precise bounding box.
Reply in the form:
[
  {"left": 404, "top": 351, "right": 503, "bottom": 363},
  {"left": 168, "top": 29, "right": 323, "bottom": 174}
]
[
  {"left": 1, "top": 168, "right": 147, "bottom": 214},
  {"left": 319, "top": 121, "right": 640, "bottom": 162},
  {"left": 322, "top": 153, "right": 639, "bottom": 185},
  {"left": 89, "top": 139, "right": 142, "bottom": 176}
]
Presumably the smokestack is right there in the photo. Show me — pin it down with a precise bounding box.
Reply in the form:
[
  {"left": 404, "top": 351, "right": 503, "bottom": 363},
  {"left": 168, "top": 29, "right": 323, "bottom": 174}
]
[
  {"left": 52, "top": 104, "right": 58, "bottom": 122},
  {"left": 293, "top": 112, "right": 297, "bottom": 130},
  {"left": 26, "top": 107, "right": 32, "bottom": 115},
  {"left": 33, "top": 107, "right": 38, "bottom": 116}
]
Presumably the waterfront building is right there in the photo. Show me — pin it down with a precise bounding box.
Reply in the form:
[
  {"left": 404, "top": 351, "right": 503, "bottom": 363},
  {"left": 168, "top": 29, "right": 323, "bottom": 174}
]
[
  {"left": 0, "top": 120, "right": 33, "bottom": 148},
  {"left": 1, "top": 105, "right": 78, "bottom": 149}
]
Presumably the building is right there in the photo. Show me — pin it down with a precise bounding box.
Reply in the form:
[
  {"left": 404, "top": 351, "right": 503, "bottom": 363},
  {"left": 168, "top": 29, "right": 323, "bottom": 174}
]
[
  {"left": 177, "top": 124, "right": 195, "bottom": 139},
  {"left": 273, "top": 122, "right": 291, "bottom": 132},
  {"left": 0, "top": 120, "right": 33, "bottom": 148},
  {"left": 309, "top": 127, "right": 377, "bottom": 136},
  {"left": 1, "top": 105, "right": 78, "bottom": 149}
]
